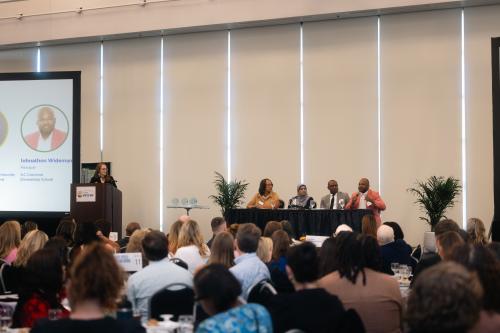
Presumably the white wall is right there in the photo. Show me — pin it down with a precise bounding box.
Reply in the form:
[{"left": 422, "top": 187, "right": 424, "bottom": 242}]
[
  {"left": 0, "top": 0, "right": 497, "bottom": 46},
  {"left": 0, "top": 6, "right": 498, "bottom": 245}
]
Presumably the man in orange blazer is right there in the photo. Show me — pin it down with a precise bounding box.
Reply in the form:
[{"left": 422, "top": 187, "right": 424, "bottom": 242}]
[
  {"left": 345, "top": 178, "right": 386, "bottom": 226},
  {"left": 24, "top": 106, "right": 67, "bottom": 152}
]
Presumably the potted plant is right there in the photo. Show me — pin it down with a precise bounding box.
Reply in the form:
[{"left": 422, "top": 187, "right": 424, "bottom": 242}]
[
  {"left": 209, "top": 171, "right": 249, "bottom": 217},
  {"left": 407, "top": 176, "right": 462, "bottom": 231},
  {"left": 407, "top": 176, "right": 461, "bottom": 253}
]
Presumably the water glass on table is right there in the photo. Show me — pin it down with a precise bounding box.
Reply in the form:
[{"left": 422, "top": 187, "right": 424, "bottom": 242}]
[
  {"left": 177, "top": 315, "right": 194, "bottom": 333},
  {"left": 390, "top": 263, "right": 400, "bottom": 279},
  {"left": 0, "top": 307, "right": 12, "bottom": 332}
]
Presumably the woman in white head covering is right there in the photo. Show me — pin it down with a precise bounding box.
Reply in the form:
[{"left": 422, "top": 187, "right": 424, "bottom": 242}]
[{"left": 288, "top": 184, "right": 316, "bottom": 209}]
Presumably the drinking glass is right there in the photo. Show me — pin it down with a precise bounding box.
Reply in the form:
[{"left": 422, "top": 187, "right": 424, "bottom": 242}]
[
  {"left": 390, "top": 263, "right": 399, "bottom": 275},
  {"left": 0, "top": 307, "right": 12, "bottom": 332},
  {"left": 178, "top": 315, "right": 194, "bottom": 333}
]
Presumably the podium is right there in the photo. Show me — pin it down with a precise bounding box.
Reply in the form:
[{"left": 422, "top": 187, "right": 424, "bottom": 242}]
[{"left": 70, "top": 183, "right": 123, "bottom": 238}]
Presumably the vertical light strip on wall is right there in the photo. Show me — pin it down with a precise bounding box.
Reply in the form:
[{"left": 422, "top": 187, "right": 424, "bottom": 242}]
[
  {"left": 99, "top": 42, "right": 104, "bottom": 161},
  {"left": 227, "top": 30, "right": 232, "bottom": 181},
  {"left": 36, "top": 47, "right": 40, "bottom": 72},
  {"left": 377, "top": 17, "right": 382, "bottom": 193},
  {"left": 300, "top": 23, "right": 304, "bottom": 184},
  {"left": 160, "top": 37, "right": 165, "bottom": 231},
  {"left": 461, "top": 9, "right": 467, "bottom": 228}
]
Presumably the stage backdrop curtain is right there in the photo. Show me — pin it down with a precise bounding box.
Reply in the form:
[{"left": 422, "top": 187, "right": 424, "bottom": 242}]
[
  {"left": 163, "top": 31, "right": 227, "bottom": 236},
  {"left": 302, "top": 17, "right": 379, "bottom": 202},
  {"left": 103, "top": 37, "right": 161, "bottom": 229},
  {"left": 380, "top": 9, "right": 462, "bottom": 245},
  {"left": 231, "top": 24, "right": 301, "bottom": 203}
]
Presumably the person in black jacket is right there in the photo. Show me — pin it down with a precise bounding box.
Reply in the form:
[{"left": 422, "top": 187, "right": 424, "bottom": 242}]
[
  {"left": 267, "top": 242, "right": 364, "bottom": 333},
  {"left": 89, "top": 162, "right": 117, "bottom": 188}
]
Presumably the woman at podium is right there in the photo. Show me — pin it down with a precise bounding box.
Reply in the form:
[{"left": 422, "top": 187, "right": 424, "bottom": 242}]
[{"left": 90, "top": 162, "right": 117, "bottom": 188}]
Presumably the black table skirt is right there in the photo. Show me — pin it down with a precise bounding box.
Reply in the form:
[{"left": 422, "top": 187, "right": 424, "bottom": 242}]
[{"left": 226, "top": 209, "right": 373, "bottom": 238}]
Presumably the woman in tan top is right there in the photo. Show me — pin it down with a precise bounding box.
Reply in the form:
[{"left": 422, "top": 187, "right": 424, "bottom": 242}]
[
  {"left": 318, "top": 232, "right": 403, "bottom": 333},
  {"left": 247, "top": 178, "right": 281, "bottom": 209}
]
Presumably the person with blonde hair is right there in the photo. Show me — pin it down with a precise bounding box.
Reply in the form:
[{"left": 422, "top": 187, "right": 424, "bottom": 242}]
[
  {"left": 167, "top": 220, "right": 183, "bottom": 255},
  {"left": 361, "top": 214, "right": 378, "bottom": 239},
  {"left": 175, "top": 220, "right": 210, "bottom": 273},
  {"left": 207, "top": 232, "right": 235, "bottom": 269},
  {"left": 126, "top": 229, "right": 150, "bottom": 268},
  {"left": 0, "top": 220, "right": 22, "bottom": 264},
  {"left": 467, "top": 218, "right": 487, "bottom": 245},
  {"left": 31, "top": 243, "right": 145, "bottom": 332},
  {"left": 256, "top": 237, "right": 273, "bottom": 263},
  {"left": 14, "top": 230, "right": 49, "bottom": 267}
]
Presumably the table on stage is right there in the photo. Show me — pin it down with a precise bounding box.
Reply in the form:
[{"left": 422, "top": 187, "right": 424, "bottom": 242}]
[{"left": 226, "top": 208, "right": 373, "bottom": 238}]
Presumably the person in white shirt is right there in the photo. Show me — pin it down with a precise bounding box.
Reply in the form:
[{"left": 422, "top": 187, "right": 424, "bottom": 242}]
[
  {"left": 127, "top": 230, "right": 193, "bottom": 320},
  {"left": 319, "top": 180, "right": 350, "bottom": 210},
  {"left": 174, "top": 220, "right": 210, "bottom": 274}
]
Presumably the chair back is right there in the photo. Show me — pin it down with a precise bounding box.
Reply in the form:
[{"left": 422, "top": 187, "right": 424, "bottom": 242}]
[
  {"left": 247, "top": 279, "right": 277, "bottom": 306},
  {"left": 149, "top": 283, "right": 194, "bottom": 320}
]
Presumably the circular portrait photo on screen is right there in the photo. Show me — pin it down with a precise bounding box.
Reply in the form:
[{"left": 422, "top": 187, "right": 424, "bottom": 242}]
[
  {"left": 21, "top": 105, "right": 69, "bottom": 152},
  {"left": 0, "top": 111, "right": 7, "bottom": 147}
]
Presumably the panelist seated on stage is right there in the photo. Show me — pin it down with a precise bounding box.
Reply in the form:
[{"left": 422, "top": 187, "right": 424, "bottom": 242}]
[
  {"left": 90, "top": 162, "right": 117, "bottom": 188},
  {"left": 288, "top": 184, "right": 316, "bottom": 209},
  {"left": 320, "top": 180, "right": 350, "bottom": 210},
  {"left": 247, "top": 178, "right": 280, "bottom": 209},
  {"left": 345, "top": 178, "right": 386, "bottom": 226}
]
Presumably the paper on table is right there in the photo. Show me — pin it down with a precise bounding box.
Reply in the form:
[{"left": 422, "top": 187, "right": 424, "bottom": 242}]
[{"left": 115, "top": 252, "right": 142, "bottom": 272}]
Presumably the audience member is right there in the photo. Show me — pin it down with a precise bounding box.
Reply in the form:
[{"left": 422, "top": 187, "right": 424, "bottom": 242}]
[
  {"left": 334, "top": 224, "right": 353, "bottom": 236},
  {"left": 95, "top": 219, "right": 120, "bottom": 251},
  {"left": 167, "top": 220, "right": 183, "bottom": 255},
  {"left": 178, "top": 215, "right": 191, "bottom": 223},
  {"left": 12, "top": 248, "right": 69, "bottom": 328},
  {"left": 256, "top": 237, "right": 273, "bottom": 263},
  {"left": 383, "top": 221, "right": 412, "bottom": 254},
  {"left": 44, "top": 237, "right": 70, "bottom": 268},
  {"left": 247, "top": 178, "right": 281, "bottom": 209},
  {"left": 195, "top": 264, "right": 273, "bottom": 333},
  {"left": 55, "top": 217, "right": 77, "bottom": 248},
  {"left": 207, "top": 232, "right": 235, "bottom": 269},
  {"left": 436, "top": 231, "right": 464, "bottom": 260},
  {"left": 377, "top": 225, "right": 416, "bottom": 274},
  {"left": 230, "top": 223, "right": 270, "bottom": 299},
  {"left": 406, "top": 262, "right": 482, "bottom": 333},
  {"left": 31, "top": 243, "right": 145, "bottom": 333},
  {"left": 449, "top": 244, "right": 500, "bottom": 312},
  {"left": 267, "top": 242, "right": 350, "bottom": 333},
  {"left": 0, "top": 220, "right": 21, "bottom": 264},
  {"left": 127, "top": 231, "right": 193, "bottom": 320},
  {"left": 118, "top": 222, "right": 141, "bottom": 251},
  {"left": 126, "top": 229, "right": 150, "bottom": 268},
  {"left": 361, "top": 214, "right": 378, "bottom": 239},
  {"left": 70, "top": 222, "right": 100, "bottom": 262},
  {"left": 228, "top": 223, "right": 239, "bottom": 238},
  {"left": 486, "top": 242, "right": 500, "bottom": 261},
  {"left": 263, "top": 221, "right": 283, "bottom": 238},
  {"left": 467, "top": 217, "right": 488, "bottom": 245},
  {"left": 268, "top": 230, "right": 293, "bottom": 293},
  {"left": 280, "top": 220, "right": 296, "bottom": 243},
  {"left": 206, "top": 217, "right": 227, "bottom": 249},
  {"left": 319, "top": 232, "right": 402, "bottom": 333},
  {"left": 175, "top": 220, "right": 210, "bottom": 273},
  {"left": 14, "top": 230, "right": 48, "bottom": 267},
  {"left": 318, "top": 237, "right": 337, "bottom": 277},
  {"left": 412, "top": 219, "right": 460, "bottom": 283},
  {"left": 21, "top": 221, "right": 38, "bottom": 239}
]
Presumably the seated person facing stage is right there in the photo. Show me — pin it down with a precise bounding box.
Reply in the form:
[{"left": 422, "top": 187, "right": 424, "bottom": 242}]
[
  {"left": 288, "top": 184, "right": 316, "bottom": 209},
  {"left": 346, "top": 178, "right": 386, "bottom": 226},
  {"left": 320, "top": 179, "right": 350, "bottom": 209},
  {"left": 24, "top": 106, "right": 67, "bottom": 151},
  {"left": 90, "top": 162, "right": 117, "bottom": 188},
  {"left": 247, "top": 178, "right": 280, "bottom": 209}
]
